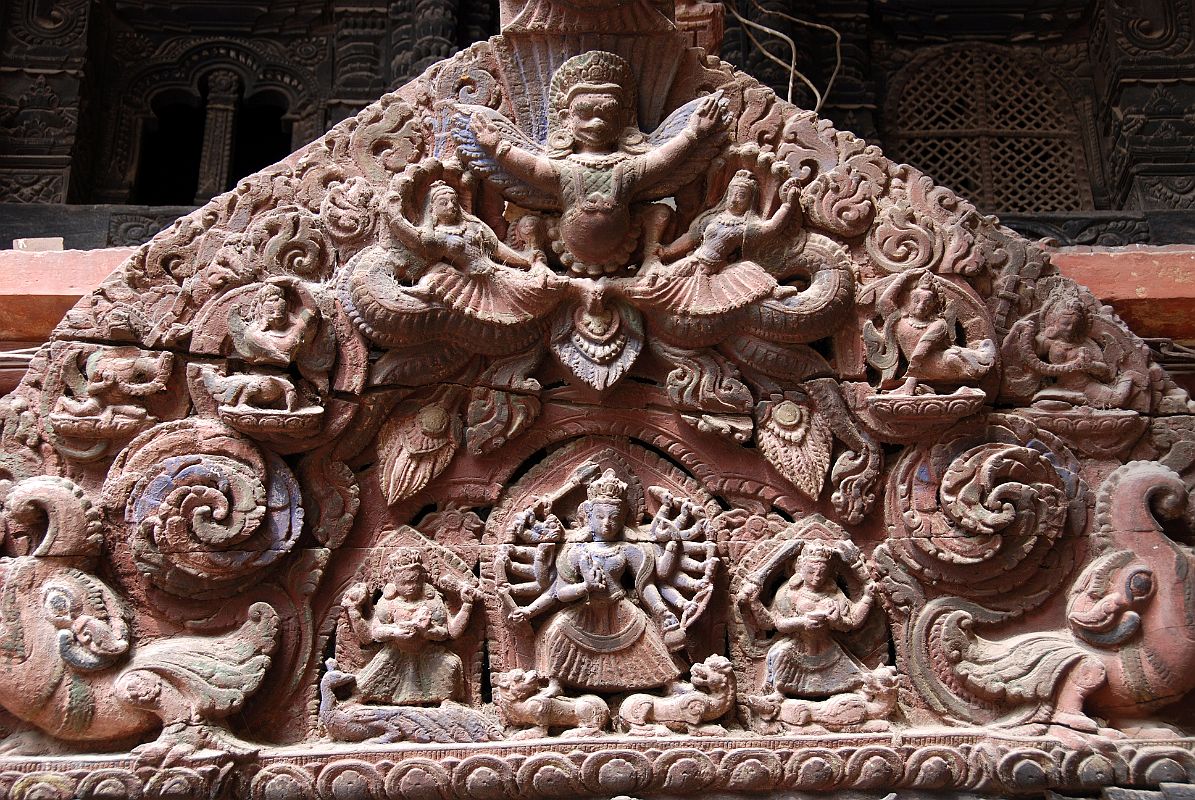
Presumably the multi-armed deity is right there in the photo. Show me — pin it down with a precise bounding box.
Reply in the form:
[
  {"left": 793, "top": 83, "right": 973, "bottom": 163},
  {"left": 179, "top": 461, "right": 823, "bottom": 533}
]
[
  {"left": 737, "top": 537, "right": 896, "bottom": 733},
  {"left": 3, "top": 0, "right": 1195, "bottom": 797},
  {"left": 492, "top": 462, "right": 722, "bottom": 734}
]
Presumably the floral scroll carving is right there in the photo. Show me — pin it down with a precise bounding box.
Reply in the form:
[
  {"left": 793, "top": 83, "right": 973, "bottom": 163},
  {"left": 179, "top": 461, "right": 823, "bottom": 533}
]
[{"left": 2, "top": 1, "right": 1195, "bottom": 797}]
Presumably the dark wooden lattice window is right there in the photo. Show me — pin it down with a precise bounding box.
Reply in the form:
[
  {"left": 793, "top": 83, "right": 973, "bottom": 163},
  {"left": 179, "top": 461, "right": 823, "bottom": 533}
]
[{"left": 887, "top": 47, "right": 1094, "bottom": 213}]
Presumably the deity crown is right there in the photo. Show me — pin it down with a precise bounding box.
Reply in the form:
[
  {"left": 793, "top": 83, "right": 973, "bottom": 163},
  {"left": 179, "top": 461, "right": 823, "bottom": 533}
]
[
  {"left": 802, "top": 540, "right": 837, "bottom": 562},
  {"left": 550, "top": 51, "right": 636, "bottom": 112},
  {"left": 1043, "top": 284, "right": 1087, "bottom": 319},
  {"left": 388, "top": 547, "right": 425, "bottom": 571},
  {"left": 586, "top": 468, "right": 628, "bottom": 502},
  {"left": 728, "top": 169, "right": 756, "bottom": 188}
]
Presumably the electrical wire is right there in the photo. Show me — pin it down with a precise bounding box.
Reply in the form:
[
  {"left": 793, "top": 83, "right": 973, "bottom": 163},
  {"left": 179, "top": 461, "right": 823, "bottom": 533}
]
[
  {"left": 722, "top": 0, "right": 802, "bottom": 105},
  {"left": 722, "top": 0, "right": 843, "bottom": 113}
]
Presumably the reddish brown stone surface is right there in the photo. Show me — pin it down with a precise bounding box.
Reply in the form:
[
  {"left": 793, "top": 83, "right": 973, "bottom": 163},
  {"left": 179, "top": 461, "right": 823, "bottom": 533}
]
[
  {"left": 2, "top": 3, "right": 1195, "bottom": 798},
  {"left": 1052, "top": 245, "right": 1195, "bottom": 338},
  {"left": 0, "top": 247, "right": 134, "bottom": 340},
  {"left": 6, "top": 243, "right": 1192, "bottom": 345}
]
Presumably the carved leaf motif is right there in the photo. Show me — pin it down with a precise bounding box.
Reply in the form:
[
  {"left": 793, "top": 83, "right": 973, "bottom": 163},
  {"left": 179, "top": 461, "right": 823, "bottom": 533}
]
[
  {"left": 466, "top": 388, "right": 540, "bottom": 455},
  {"left": 550, "top": 300, "right": 644, "bottom": 391},
  {"left": 319, "top": 176, "right": 377, "bottom": 247},
  {"left": 803, "top": 168, "right": 877, "bottom": 238},
  {"left": 378, "top": 403, "right": 463, "bottom": 504},
  {"left": 654, "top": 342, "right": 753, "bottom": 414},
  {"left": 348, "top": 98, "right": 427, "bottom": 185},
  {"left": 246, "top": 208, "right": 336, "bottom": 281},
  {"left": 297, "top": 454, "right": 359, "bottom": 549},
  {"left": 756, "top": 396, "right": 832, "bottom": 501},
  {"left": 803, "top": 378, "right": 883, "bottom": 525}
]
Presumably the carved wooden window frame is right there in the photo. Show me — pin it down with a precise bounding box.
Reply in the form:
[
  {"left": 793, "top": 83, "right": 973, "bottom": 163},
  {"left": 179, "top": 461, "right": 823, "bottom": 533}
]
[{"left": 885, "top": 44, "right": 1095, "bottom": 213}]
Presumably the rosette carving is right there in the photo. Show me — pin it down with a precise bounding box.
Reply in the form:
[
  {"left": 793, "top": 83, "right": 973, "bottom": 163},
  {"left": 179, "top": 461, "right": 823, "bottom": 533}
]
[
  {"left": 803, "top": 168, "right": 877, "bottom": 238},
  {"left": 319, "top": 176, "right": 378, "bottom": 248},
  {"left": 885, "top": 414, "right": 1082, "bottom": 605},
  {"left": 104, "top": 420, "right": 303, "bottom": 600}
]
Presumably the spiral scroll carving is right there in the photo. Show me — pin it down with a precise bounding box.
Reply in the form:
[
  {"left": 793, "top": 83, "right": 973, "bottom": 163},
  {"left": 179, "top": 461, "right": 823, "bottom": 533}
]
[
  {"left": 885, "top": 414, "right": 1082, "bottom": 604},
  {"left": 106, "top": 419, "right": 303, "bottom": 600}
]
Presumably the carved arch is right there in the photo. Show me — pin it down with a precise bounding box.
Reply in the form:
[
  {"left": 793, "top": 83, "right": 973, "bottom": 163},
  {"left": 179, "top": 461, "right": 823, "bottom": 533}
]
[{"left": 95, "top": 37, "right": 323, "bottom": 201}]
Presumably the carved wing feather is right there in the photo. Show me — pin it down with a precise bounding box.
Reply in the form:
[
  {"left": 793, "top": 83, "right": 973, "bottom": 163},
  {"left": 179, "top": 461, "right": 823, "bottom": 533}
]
[
  {"left": 451, "top": 105, "right": 559, "bottom": 211},
  {"left": 372, "top": 704, "right": 502, "bottom": 743},
  {"left": 122, "top": 602, "right": 279, "bottom": 721},
  {"left": 636, "top": 91, "right": 729, "bottom": 200}
]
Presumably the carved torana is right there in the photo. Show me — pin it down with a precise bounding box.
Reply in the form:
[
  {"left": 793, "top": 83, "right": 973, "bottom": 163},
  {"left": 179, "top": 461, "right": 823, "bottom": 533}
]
[{"left": 2, "top": 2, "right": 1195, "bottom": 798}]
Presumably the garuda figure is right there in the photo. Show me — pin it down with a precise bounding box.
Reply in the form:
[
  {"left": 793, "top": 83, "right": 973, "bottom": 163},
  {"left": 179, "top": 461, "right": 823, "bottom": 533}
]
[{"left": 455, "top": 50, "right": 729, "bottom": 276}]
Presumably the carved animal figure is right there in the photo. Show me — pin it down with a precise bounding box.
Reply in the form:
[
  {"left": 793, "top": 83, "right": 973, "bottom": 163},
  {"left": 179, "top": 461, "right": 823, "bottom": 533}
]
[
  {"left": 54, "top": 349, "right": 173, "bottom": 424},
  {"left": 917, "top": 461, "right": 1195, "bottom": 735},
  {"left": 319, "top": 660, "right": 500, "bottom": 744},
  {"left": 748, "top": 666, "right": 898, "bottom": 733},
  {"left": 618, "top": 654, "right": 736, "bottom": 735},
  {"left": 199, "top": 367, "right": 300, "bottom": 411},
  {"left": 492, "top": 668, "right": 610, "bottom": 738},
  {"left": 0, "top": 476, "right": 279, "bottom": 761}
]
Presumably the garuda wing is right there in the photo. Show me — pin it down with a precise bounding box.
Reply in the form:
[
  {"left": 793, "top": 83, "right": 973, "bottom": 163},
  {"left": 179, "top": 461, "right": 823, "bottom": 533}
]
[
  {"left": 451, "top": 105, "right": 560, "bottom": 211},
  {"left": 635, "top": 91, "right": 730, "bottom": 201}
]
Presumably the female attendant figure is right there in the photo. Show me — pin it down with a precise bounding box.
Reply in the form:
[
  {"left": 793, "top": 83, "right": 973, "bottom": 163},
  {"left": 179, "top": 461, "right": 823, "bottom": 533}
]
[
  {"left": 627, "top": 170, "right": 801, "bottom": 316},
  {"left": 386, "top": 179, "right": 562, "bottom": 325},
  {"left": 738, "top": 542, "right": 877, "bottom": 699}
]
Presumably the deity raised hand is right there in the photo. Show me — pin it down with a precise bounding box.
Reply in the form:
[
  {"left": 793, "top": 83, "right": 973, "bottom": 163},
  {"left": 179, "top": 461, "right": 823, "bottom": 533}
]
[
  {"left": 864, "top": 270, "right": 995, "bottom": 396},
  {"left": 341, "top": 548, "right": 474, "bottom": 706},
  {"left": 495, "top": 467, "right": 718, "bottom": 701},
  {"left": 627, "top": 171, "right": 802, "bottom": 316}
]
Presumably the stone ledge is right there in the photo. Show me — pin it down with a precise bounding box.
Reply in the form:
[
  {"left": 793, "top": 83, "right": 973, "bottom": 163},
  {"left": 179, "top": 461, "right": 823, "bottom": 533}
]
[
  {"left": 1, "top": 734, "right": 1192, "bottom": 799},
  {"left": 2, "top": 244, "right": 1193, "bottom": 339},
  {"left": 0, "top": 247, "right": 135, "bottom": 340},
  {"left": 1052, "top": 245, "right": 1195, "bottom": 339}
]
